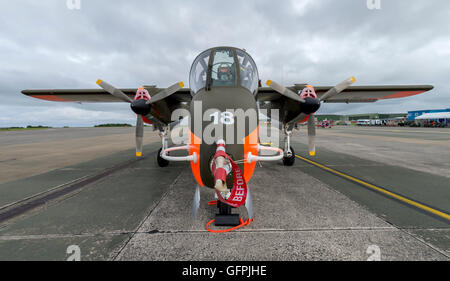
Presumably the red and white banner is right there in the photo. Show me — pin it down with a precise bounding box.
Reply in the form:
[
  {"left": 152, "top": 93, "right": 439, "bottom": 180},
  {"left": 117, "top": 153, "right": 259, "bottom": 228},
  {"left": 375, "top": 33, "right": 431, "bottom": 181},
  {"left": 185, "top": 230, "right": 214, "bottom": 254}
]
[{"left": 213, "top": 150, "right": 247, "bottom": 208}]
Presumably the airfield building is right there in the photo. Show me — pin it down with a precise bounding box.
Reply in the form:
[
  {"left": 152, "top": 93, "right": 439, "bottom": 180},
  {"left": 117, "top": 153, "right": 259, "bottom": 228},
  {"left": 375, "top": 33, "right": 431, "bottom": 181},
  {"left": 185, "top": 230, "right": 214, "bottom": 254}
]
[{"left": 409, "top": 109, "right": 450, "bottom": 127}]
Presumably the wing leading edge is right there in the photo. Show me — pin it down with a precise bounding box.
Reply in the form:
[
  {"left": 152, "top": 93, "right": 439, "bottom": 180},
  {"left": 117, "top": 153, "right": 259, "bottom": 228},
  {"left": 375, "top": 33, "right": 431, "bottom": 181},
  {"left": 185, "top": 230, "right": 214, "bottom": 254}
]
[{"left": 21, "top": 87, "right": 191, "bottom": 103}]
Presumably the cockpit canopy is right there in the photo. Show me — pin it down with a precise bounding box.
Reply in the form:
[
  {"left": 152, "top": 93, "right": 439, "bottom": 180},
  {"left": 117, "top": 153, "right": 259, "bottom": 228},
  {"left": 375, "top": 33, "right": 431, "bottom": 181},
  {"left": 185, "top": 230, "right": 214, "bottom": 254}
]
[{"left": 189, "top": 47, "right": 259, "bottom": 95}]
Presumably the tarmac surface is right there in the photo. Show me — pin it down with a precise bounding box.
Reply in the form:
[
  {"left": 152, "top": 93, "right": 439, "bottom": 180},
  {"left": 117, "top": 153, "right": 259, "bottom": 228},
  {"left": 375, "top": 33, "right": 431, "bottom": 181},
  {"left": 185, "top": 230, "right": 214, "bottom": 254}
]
[{"left": 0, "top": 126, "right": 448, "bottom": 260}]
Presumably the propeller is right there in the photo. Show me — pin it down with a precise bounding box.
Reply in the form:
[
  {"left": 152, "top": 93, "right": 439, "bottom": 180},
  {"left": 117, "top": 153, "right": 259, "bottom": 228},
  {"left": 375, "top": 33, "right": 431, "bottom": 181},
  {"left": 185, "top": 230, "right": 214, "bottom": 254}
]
[
  {"left": 96, "top": 79, "right": 184, "bottom": 157},
  {"left": 307, "top": 114, "right": 316, "bottom": 156},
  {"left": 306, "top": 77, "right": 356, "bottom": 156},
  {"left": 320, "top": 77, "right": 356, "bottom": 102},
  {"left": 266, "top": 80, "right": 306, "bottom": 103},
  {"left": 135, "top": 114, "right": 143, "bottom": 157},
  {"left": 96, "top": 79, "right": 133, "bottom": 103},
  {"left": 267, "top": 77, "right": 356, "bottom": 157},
  {"left": 146, "top": 82, "right": 184, "bottom": 104}
]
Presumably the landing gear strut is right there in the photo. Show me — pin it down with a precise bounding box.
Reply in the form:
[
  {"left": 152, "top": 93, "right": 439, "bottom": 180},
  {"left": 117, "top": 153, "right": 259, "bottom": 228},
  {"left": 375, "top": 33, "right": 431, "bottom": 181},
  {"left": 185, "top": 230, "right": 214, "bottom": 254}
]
[
  {"left": 215, "top": 201, "right": 240, "bottom": 226},
  {"left": 157, "top": 128, "right": 169, "bottom": 167},
  {"left": 283, "top": 129, "right": 295, "bottom": 166}
]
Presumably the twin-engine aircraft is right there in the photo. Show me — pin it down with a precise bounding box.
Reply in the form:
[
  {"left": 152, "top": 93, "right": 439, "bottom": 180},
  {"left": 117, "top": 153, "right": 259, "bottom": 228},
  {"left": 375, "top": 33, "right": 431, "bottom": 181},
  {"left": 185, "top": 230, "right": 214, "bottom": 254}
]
[{"left": 22, "top": 46, "right": 433, "bottom": 227}]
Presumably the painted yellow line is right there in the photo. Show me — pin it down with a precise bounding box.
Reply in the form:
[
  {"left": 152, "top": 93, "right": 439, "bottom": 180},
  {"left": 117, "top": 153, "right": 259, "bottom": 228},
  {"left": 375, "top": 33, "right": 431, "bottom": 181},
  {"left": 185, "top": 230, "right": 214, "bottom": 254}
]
[{"left": 295, "top": 155, "right": 450, "bottom": 221}]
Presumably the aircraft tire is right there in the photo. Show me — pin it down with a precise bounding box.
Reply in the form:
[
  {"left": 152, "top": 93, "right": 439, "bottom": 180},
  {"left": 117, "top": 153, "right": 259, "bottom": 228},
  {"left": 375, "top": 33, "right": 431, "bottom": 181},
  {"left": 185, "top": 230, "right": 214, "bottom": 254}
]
[
  {"left": 282, "top": 146, "right": 295, "bottom": 166},
  {"left": 157, "top": 148, "right": 169, "bottom": 167}
]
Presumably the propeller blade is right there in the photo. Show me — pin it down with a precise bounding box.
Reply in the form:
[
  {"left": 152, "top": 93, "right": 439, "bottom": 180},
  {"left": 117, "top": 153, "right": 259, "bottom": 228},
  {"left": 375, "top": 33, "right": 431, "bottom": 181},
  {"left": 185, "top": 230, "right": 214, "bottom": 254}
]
[
  {"left": 320, "top": 77, "right": 356, "bottom": 102},
  {"left": 266, "top": 80, "right": 306, "bottom": 103},
  {"left": 307, "top": 114, "right": 316, "bottom": 156},
  {"left": 136, "top": 115, "right": 143, "bottom": 157},
  {"left": 96, "top": 79, "right": 133, "bottom": 103},
  {"left": 146, "top": 81, "right": 184, "bottom": 104}
]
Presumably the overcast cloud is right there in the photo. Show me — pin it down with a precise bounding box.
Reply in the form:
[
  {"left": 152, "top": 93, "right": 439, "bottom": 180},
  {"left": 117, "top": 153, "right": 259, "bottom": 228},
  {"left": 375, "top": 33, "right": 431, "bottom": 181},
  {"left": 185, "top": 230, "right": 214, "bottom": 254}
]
[{"left": 0, "top": 0, "right": 449, "bottom": 127}]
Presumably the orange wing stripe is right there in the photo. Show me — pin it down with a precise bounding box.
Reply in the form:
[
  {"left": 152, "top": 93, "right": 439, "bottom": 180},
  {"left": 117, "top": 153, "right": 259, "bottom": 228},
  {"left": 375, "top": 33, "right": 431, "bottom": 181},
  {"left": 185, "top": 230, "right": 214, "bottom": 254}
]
[
  {"left": 30, "top": 95, "right": 70, "bottom": 102},
  {"left": 378, "top": 90, "right": 425, "bottom": 100}
]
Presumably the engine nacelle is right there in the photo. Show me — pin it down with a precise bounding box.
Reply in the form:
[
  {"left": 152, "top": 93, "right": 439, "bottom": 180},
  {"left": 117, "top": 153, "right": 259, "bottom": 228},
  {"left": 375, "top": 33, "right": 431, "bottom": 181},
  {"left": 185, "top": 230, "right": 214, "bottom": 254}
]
[{"left": 130, "top": 87, "right": 152, "bottom": 116}]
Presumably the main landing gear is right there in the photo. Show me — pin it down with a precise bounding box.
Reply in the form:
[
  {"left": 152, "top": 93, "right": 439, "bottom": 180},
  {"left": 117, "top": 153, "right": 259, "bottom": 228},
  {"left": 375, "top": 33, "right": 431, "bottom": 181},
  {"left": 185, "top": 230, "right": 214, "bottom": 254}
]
[
  {"left": 283, "top": 146, "right": 295, "bottom": 166},
  {"left": 156, "top": 128, "right": 196, "bottom": 167},
  {"left": 157, "top": 129, "right": 169, "bottom": 167},
  {"left": 157, "top": 148, "right": 169, "bottom": 167},
  {"left": 283, "top": 129, "right": 295, "bottom": 166}
]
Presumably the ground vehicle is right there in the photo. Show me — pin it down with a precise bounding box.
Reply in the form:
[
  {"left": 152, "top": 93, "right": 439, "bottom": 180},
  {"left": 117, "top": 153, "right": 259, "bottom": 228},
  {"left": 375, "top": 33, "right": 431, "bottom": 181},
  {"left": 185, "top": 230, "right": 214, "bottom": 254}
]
[{"left": 357, "top": 119, "right": 371, "bottom": 126}]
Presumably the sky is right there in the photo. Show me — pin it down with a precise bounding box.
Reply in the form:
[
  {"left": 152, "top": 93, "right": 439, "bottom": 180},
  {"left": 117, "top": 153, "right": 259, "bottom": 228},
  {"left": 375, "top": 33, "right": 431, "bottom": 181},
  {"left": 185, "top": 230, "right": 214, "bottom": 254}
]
[{"left": 0, "top": 0, "right": 449, "bottom": 127}]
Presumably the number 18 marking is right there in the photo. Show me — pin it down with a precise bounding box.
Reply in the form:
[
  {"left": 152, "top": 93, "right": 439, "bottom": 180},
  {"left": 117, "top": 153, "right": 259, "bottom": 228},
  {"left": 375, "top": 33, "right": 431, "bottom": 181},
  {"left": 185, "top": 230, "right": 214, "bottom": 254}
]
[{"left": 210, "top": 111, "right": 234, "bottom": 125}]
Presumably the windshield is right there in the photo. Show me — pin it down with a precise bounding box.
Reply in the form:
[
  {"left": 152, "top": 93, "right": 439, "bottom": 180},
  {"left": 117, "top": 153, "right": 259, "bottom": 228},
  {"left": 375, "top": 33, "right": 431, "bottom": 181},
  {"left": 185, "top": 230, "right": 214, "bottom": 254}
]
[
  {"left": 189, "top": 50, "right": 210, "bottom": 94},
  {"left": 189, "top": 47, "right": 259, "bottom": 94},
  {"left": 236, "top": 49, "right": 258, "bottom": 94},
  {"left": 210, "top": 49, "right": 236, "bottom": 87}
]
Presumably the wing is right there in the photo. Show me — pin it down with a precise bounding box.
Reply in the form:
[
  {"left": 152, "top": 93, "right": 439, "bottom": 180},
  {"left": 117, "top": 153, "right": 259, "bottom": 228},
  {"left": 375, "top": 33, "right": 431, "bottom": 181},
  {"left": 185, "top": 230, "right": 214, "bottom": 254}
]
[
  {"left": 312, "top": 84, "right": 434, "bottom": 103},
  {"left": 22, "top": 87, "right": 192, "bottom": 125},
  {"left": 256, "top": 84, "right": 433, "bottom": 124},
  {"left": 257, "top": 84, "right": 433, "bottom": 103}
]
